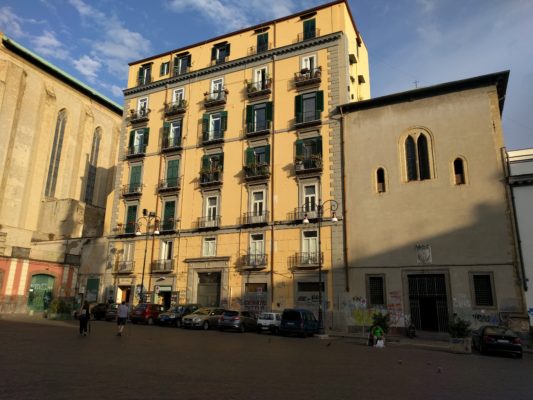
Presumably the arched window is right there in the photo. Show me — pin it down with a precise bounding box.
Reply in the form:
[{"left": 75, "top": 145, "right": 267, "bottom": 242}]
[
  {"left": 376, "top": 168, "right": 386, "bottom": 193},
  {"left": 453, "top": 158, "right": 466, "bottom": 185},
  {"left": 404, "top": 132, "right": 432, "bottom": 182},
  {"left": 85, "top": 127, "right": 102, "bottom": 204},
  {"left": 45, "top": 109, "right": 67, "bottom": 197}
]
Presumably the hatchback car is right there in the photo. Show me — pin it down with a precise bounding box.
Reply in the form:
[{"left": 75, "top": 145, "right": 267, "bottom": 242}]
[
  {"left": 181, "top": 307, "right": 225, "bottom": 330},
  {"left": 256, "top": 312, "right": 282, "bottom": 334},
  {"left": 218, "top": 310, "right": 257, "bottom": 332},
  {"left": 91, "top": 303, "right": 111, "bottom": 320},
  {"left": 279, "top": 308, "right": 318, "bottom": 337},
  {"left": 472, "top": 325, "right": 523, "bottom": 358},
  {"left": 129, "top": 303, "right": 165, "bottom": 325},
  {"left": 157, "top": 304, "right": 201, "bottom": 327}
]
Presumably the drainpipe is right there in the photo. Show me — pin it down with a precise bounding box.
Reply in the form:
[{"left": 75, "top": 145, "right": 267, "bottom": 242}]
[
  {"left": 270, "top": 23, "right": 277, "bottom": 308},
  {"left": 339, "top": 106, "right": 350, "bottom": 292}
]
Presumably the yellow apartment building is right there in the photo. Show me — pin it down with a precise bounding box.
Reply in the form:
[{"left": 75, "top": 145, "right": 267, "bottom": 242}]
[{"left": 107, "top": 0, "right": 370, "bottom": 320}]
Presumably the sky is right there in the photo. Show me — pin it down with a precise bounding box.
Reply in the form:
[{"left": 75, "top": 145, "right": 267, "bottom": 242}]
[{"left": 0, "top": 0, "right": 532, "bottom": 150}]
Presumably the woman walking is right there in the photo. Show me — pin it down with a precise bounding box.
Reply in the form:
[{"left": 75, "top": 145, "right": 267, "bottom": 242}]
[{"left": 79, "top": 301, "right": 90, "bottom": 336}]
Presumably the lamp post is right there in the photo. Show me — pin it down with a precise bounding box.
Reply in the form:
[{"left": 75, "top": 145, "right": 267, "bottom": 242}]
[
  {"left": 135, "top": 209, "right": 160, "bottom": 303},
  {"left": 303, "top": 199, "right": 338, "bottom": 335}
]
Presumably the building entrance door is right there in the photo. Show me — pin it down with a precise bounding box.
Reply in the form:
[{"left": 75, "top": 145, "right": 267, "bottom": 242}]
[
  {"left": 408, "top": 274, "right": 449, "bottom": 332},
  {"left": 197, "top": 272, "right": 221, "bottom": 307},
  {"left": 27, "top": 274, "right": 55, "bottom": 311}
]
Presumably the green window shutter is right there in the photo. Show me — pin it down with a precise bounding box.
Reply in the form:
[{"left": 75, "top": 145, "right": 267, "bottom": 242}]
[
  {"left": 265, "top": 144, "right": 271, "bottom": 165},
  {"left": 163, "top": 122, "right": 170, "bottom": 139},
  {"left": 219, "top": 153, "right": 224, "bottom": 171},
  {"left": 164, "top": 201, "right": 175, "bottom": 221},
  {"left": 245, "top": 147, "right": 255, "bottom": 167},
  {"left": 221, "top": 111, "right": 228, "bottom": 132},
  {"left": 246, "top": 105, "right": 253, "bottom": 124},
  {"left": 316, "top": 91, "right": 324, "bottom": 112},
  {"left": 202, "top": 114, "right": 209, "bottom": 134},
  {"left": 126, "top": 205, "right": 137, "bottom": 225},
  {"left": 160, "top": 63, "right": 165, "bottom": 75},
  {"left": 137, "top": 68, "right": 142, "bottom": 84},
  {"left": 266, "top": 102, "right": 273, "bottom": 121},
  {"left": 258, "top": 33, "right": 268, "bottom": 51},
  {"left": 304, "top": 19, "right": 316, "bottom": 38},
  {"left": 294, "top": 95, "right": 303, "bottom": 118},
  {"left": 201, "top": 155, "right": 210, "bottom": 170},
  {"left": 295, "top": 139, "right": 304, "bottom": 158},
  {"left": 129, "top": 130, "right": 135, "bottom": 147},
  {"left": 211, "top": 47, "right": 217, "bottom": 60},
  {"left": 315, "top": 137, "right": 323, "bottom": 155},
  {"left": 167, "top": 159, "right": 179, "bottom": 179},
  {"left": 226, "top": 44, "right": 231, "bottom": 56},
  {"left": 143, "top": 128, "right": 150, "bottom": 146},
  {"left": 130, "top": 165, "right": 142, "bottom": 185},
  {"left": 187, "top": 54, "right": 192, "bottom": 66}
]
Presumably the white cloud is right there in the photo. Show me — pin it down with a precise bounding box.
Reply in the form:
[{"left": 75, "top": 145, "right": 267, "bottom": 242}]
[
  {"left": 73, "top": 55, "right": 101, "bottom": 81},
  {"left": 0, "top": 7, "right": 29, "bottom": 38},
  {"left": 110, "top": 85, "right": 123, "bottom": 98},
  {"left": 31, "top": 30, "right": 69, "bottom": 60}
]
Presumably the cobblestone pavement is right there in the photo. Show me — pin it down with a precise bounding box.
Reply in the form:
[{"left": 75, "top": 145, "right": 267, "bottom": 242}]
[{"left": 1, "top": 314, "right": 533, "bottom": 400}]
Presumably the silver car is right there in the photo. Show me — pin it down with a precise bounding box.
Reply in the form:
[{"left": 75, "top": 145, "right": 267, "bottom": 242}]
[
  {"left": 256, "top": 311, "right": 281, "bottom": 334},
  {"left": 181, "top": 307, "right": 225, "bottom": 330}
]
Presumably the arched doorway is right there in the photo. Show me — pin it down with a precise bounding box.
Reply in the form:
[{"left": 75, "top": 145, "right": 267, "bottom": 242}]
[{"left": 27, "top": 274, "right": 55, "bottom": 311}]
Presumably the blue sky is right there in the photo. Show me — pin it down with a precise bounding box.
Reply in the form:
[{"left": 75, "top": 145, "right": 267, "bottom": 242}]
[{"left": 1, "top": 0, "right": 532, "bottom": 149}]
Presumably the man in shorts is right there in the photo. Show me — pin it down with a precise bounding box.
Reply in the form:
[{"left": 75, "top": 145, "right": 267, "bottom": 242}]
[{"left": 117, "top": 301, "right": 129, "bottom": 336}]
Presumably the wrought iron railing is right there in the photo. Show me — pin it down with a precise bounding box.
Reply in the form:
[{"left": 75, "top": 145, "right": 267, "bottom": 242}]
[
  {"left": 244, "top": 164, "right": 270, "bottom": 179},
  {"left": 158, "top": 178, "right": 180, "bottom": 191},
  {"left": 121, "top": 183, "right": 143, "bottom": 196},
  {"left": 197, "top": 216, "right": 221, "bottom": 229},
  {"left": 297, "top": 29, "right": 320, "bottom": 42},
  {"left": 242, "top": 254, "right": 268, "bottom": 268},
  {"left": 295, "top": 67, "right": 322, "bottom": 85},
  {"left": 204, "top": 89, "right": 227, "bottom": 106},
  {"left": 295, "top": 110, "right": 321, "bottom": 125},
  {"left": 127, "top": 144, "right": 147, "bottom": 157},
  {"left": 242, "top": 211, "right": 269, "bottom": 225},
  {"left": 246, "top": 120, "right": 271, "bottom": 136},
  {"left": 202, "top": 129, "right": 224, "bottom": 144},
  {"left": 295, "top": 156, "right": 323, "bottom": 173},
  {"left": 246, "top": 79, "right": 272, "bottom": 95},
  {"left": 116, "top": 261, "right": 135, "bottom": 273},
  {"left": 162, "top": 135, "right": 182, "bottom": 151},
  {"left": 200, "top": 170, "right": 223, "bottom": 185},
  {"left": 164, "top": 100, "right": 187, "bottom": 116}
]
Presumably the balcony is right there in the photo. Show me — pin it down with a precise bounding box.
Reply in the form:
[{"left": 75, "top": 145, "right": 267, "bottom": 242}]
[
  {"left": 116, "top": 261, "right": 134, "bottom": 274},
  {"left": 161, "top": 136, "right": 182, "bottom": 153},
  {"left": 240, "top": 254, "right": 268, "bottom": 271},
  {"left": 173, "top": 65, "right": 190, "bottom": 77},
  {"left": 164, "top": 100, "right": 188, "bottom": 117},
  {"left": 244, "top": 163, "right": 270, "bottom": 181},
  {"left": 202, "top": 129, "right": 224, "bottom": 145},
  {"left": 200, "top": 170, "right": 223, "bottom": 187},
  {"left": 291, "top": 252, "right": 323, "bottom": 270},
  {"left": 197, "top": 216, "right": 221, "bottom": 230},
  {"left": 248, "top": 43, "right": 272, "bottom": 55},
  {"left": 128, "top": 108, "right": 150, "bottom": 124},
  {"left": 292, "top": 206, "right": 318, "bottom": 222},
  {"left": 246, "top": 79, "right": 272, "bottom": 99},
  {"left": 211, "top": 55, "right": 229, "bottom": 66},
  {"left": 151, "top": 259, "right": 174, "bottom": 273},
  {"left": 204, "top": 89, "right": 228, "bottom": 108},
  {"left": 114, "top": 222, "right": 137, "bottom": 236},
  {"left": 295, "top": 155, "right": 323, "bottom": 175},
  {"left": 121, "top": 183, "right": 143, "bottom": 197},
  {"left": 159, "top": 218, "right": 177, "bottom": 233},
  {"left": 295, "top": 67, "right": 322, "bottom": 88},
  {"left": 246, "top": 120, "right": 271, "bottom": 137},
  {"left": 126, "top": 144, "right": 146, "bottom": 159},
  {"left": 295, "top": 110, "right": 322, "bottom": 129},
  {"left": 297, "top": 29, "right": 320, "bottom": 42},
  {"left": 157, "top": 177, "right": 181, "bottom": 193},
  {"left": 242, "top": 211, "right": 269, "bottom": 226}
]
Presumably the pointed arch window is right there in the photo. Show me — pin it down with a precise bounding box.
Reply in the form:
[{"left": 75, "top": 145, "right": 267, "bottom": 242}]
[
  {"left": 453, "top": 158, "right": 466, "bottom": 185},
  {"left": 376, "top": 168, "right": 386, "bottom": 193},
  {"left": 45, "top": 109, "right": 67, "bottom": 197},
  {"left": 404, "top": 132, "right": 432, "bottom": 182},
  {"left": 85, "top": 127, "right": 102, "bottom": 204}
]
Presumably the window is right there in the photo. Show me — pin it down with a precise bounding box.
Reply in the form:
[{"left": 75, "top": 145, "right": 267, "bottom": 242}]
[
  {"left": 254, "top": 66, "right": 269, "bottom": 90},
  {"left": 246, "top": 102, "right": 272, "bottom": 133},
  {"left": 162, "top": 199, "right": 176, "bottom": 231},
  {"left": 128, "top": 164, "right": 142, "bottom": 193},
  {"left": 366, "top": 275, "right": 385, "bottom": 307},
  {"left": 202, "top": 112, "right": 227, "bottom": 142},
  {"left": 245, "top": 145, "right": 270, "bottom": 169},
  {"left": 45, "top": 109, "right": 67, "bottom": 198},
  {"left": 162, "top": 120, "right": 182, "bottom": 149},
  {"left": 250, "top": 233, "right": 265, "bottom": 255},
  {"left": 203, "top": 237, "right": 216, "bottom": 257},
  {"left": 128, "top": 128, "right": 149, "bottom": 155},
  {"left": 201, "top": 154, "right": 224, "bottom": 183},
  {"left": 376, "top": 168, "right": 386, "bottom": 193},
  {"left": 295, "top": 137, "right": 323, "bottom": 170},
  {"left": 473, "top": 274, "right": 494, "bottom": 307},
  {"left": 165, "top": 158, "right": 179, "bottom": 188},
  {"left": 160, "top": 240, "right": 173, "bottom": 260},
  {"left": 257, "top": 33, "right": 268, "bottom": 53},
  {"left": 251, "top": 190, "right": 265, "bottom": 216},
  {"left": 137, "top": 64, "right": 152, "bottom": 85},
  {"left": 301, "top": 54, "right": 316, "bottom": 72},
  {"left": 137, "top": 97, "right": 148, "bottom": 117},
  {"left": 172, "top": 88, "right": 184, "bottom": 103},
  {"left": 303, "top": 18, "right": 316, "bottom": 40},
  {"left": 210, "top": 78, "right": 224, "bottom": 98},
  {"left": 453, "top": 158, "right": 466, "bottom": 185},
  {"left": 85, "top": 127, "right": 101, "bottom": 204},
  {"left": 211, "top": 42, "right": 230, "bottom": 64},
  {"left": 125, "top": 204, "right": 138, "bottom": 234},
  {"left": 302, "top": 230, "right": 319, "bottom": 264},
  {"left": 123, "top": 242, "right": 135, "bottom": 261},
  {"left": 295, "top": 91, "right": 324, "bottom": 124},
  {"left": 303, "top": 184, "right": 317, "bottom": 216},
  {"left": 206, "top": 196, "right": 218, "bottom": 220},
  {"left": 160, "top": 62, "right": 170, "bottom": 76},
  {"left": 405, "top": 132, "right": 432, "bottom": 181},
  {"left": 173, "top": 54, "right": 191, "bottom": 76}
]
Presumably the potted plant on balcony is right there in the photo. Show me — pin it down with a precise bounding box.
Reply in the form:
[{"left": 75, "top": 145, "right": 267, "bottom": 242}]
[
  {"left": 311, "top": 153, "right": 323, "bottom": 167},
  {"left": 448, "top": 315, "right": 472, "bottom": 354},
  {"left": 295, "top": 157, "right": 304, "bottom": 171}
]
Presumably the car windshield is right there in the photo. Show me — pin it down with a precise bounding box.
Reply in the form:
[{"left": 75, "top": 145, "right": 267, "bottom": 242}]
[
  {"left": 192, "top": 309, "right": 210, "bottom": 315},
  {"left": 224, "top": 311, "right": 239, "bottom": 317},
  {"left": 259, "top": 313, "right": 273, "bottom": 320},
  {"left": 283, "top": 311, "right": 301, "bottom": 320},
  {"left": 485, "top": 327, "right": 516, "bottom": 336}
]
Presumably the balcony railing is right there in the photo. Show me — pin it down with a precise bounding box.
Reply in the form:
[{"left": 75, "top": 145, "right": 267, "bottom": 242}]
[
  {"left": 116, "top": 261, "right": 135, "bottom": 274},
  {"left": 126, "top": 144, "right": 147, "bottom": 158},
  {"left": 248, "top": 43, "right": 272, "bottom": 55},
  {"left": 246, "top": 79, "right": 272, "bottom": 98},
  {"left": 162, "top": 135, "right": 182, "bottom": 152},
  {"left": 242, "top": 211, "right": 269, "bottom": 225},
  {"left": 151, "top": 259, "right": 174, "bottom": 273},
  {"left": 202, "top": 129, "right": 224, "bottom": 145},
  {"left": 211, "top": 56, "right": 229, "bottom": 66},
  {"left": 295, "top": 156, "right": 323, "bottom": 174},
  {"left": 244, "top": 163, "right": 270, "bottom": 181},
  {"left": 158, "top": 177, "right": 180, "bottom": 192},
  {"left": 121, "top": 183, "right": 143, "bottom": 197},
  {"left": 292, "top": 252, "right": 323, "bottom": 269},
  {"left": 137, "top": 75, "right": 152, "bottom": 86},
  {"left": 197, "top": 216, "right": 221, "bottom": 229},
  {"left": 241, "top": 254, "right": 268, "bottom": 270},
  {"left": 295, "top": 67, "right": 322, "bottom": 87},
  {"left": 204, "top": 89, "right": 227, "bottom": 107},
  {"left": 200, "top": 170, "right": 223, "bottom": 186},
  {"left": 295, "top": 110, "right": 322, "bottom": 128},
  {"left": 164, "top": 100, "right": 188, "bottom": 117},
  {"left": 292, "top": 206, "right": 318, "bottom": 221},
  {"left": 173, "top": 65, "right": 190, "bottom": 77},
  {"left": 115, "top": 222, "right": 137, "bottom": 236},
  {"left": 246, "top": 120, "right": 271, "bottom": 137},
  {"left": 159, "top": 218, "right": 177, "bottom": 232},
  {"left": 297, "top": 29, "right": 320, "bottom": 42},
  {"left": 128, "top": 108, "right": 150, "bottom": 124}
]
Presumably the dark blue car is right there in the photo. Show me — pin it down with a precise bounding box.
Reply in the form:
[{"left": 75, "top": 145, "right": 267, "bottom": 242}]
[{"left": 279, "top": 308, "right": 318, "bottom": 337}]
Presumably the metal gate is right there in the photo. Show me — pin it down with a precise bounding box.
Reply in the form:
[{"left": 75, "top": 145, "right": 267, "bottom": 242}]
[
  {"left": 197, "top": 272, "right": 221, "bottom": 307},
  {"left": 408, "top": 274, "right": 449, "bottom": 332}
]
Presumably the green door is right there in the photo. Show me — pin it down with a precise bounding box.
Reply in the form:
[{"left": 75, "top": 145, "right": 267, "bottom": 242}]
[{"left": 27, "top": 274, "right": 55, "bottom": 311}]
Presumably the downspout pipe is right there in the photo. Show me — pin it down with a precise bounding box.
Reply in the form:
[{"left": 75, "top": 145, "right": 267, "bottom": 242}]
[{"left": 338, "top": 105, "right": 350, "bottom": 292}]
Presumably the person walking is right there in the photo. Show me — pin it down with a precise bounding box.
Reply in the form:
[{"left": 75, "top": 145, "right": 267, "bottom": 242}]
[
  {"left": 117, "top": 301, "right": 129, "bottom": 336},
  {"left": 79, "top": 301, "right": 90, "bottom": 337}
]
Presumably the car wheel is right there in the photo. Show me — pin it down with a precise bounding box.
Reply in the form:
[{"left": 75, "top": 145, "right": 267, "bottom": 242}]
[
  {"left": 147, "top": 317, "right": 154, "bottom": 325},
  {"left": 202, "top": 321, "right": 209, "bottom": 330},
  {"left": 240, "top": 324, "right": 245, "bottom": 333}
]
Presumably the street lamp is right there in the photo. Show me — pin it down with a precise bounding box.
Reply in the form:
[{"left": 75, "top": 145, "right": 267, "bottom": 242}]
[
  {"left": 303, "top": 198, "right": 338, "bottom": 335},
  {"left": 135, "top": 209, "right": 160, "bottom": 303}
]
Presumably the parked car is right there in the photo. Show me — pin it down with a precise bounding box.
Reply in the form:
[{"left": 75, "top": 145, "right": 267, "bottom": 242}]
[
  {"left": 181, "top": 307, "right": 225, "bottom": 330},
  {"left": 279, "top": 308, "right": 318, "bottom": 337},
  {"left": 91, "top": 303, "right": 111, "bottom": 320},
  {"left": 472, "top": 325, "right": 523, "bottom": 358},
  {"left": 129, "top": 303, "right": 165, "bottom": 325},
  {"left": 105, "top": 303, "right": 119, "bottom": 321},
  {"left": 157, "top": 304, "right": 201, "bottom": 327},
  {"left": 256, "top": 311, "right": 282, "bottom": 334},
  {"left": 218, "top": 310, "right": 257, "bottom": 332}
]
